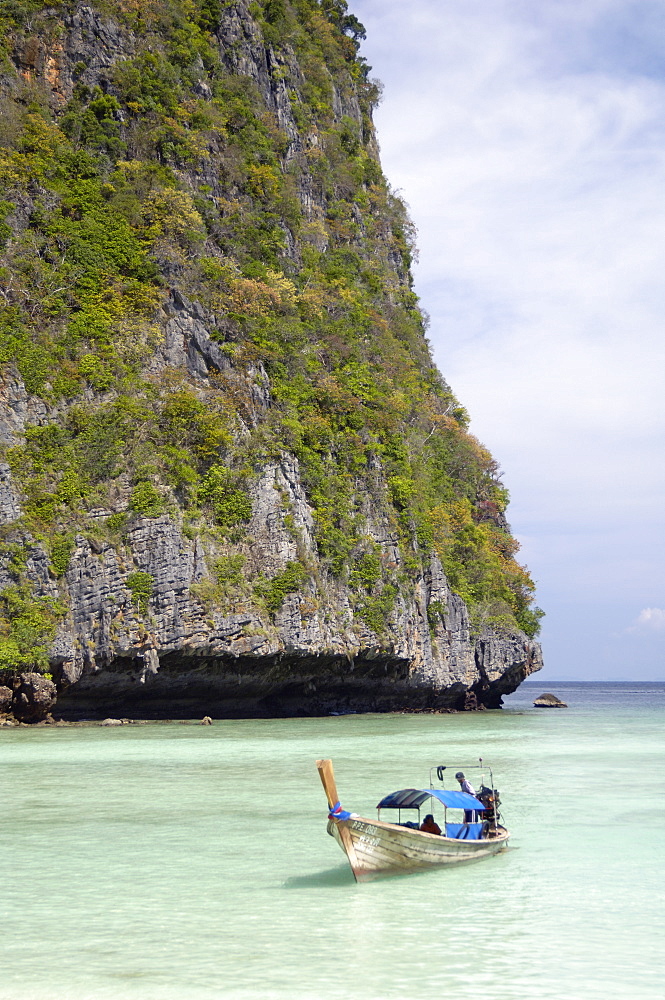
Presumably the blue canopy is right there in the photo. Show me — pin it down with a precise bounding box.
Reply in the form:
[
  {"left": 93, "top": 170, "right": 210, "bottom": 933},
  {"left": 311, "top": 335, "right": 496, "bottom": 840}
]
[
  {"left": 376, "top": 788, "right": 486, "bottom": 811},
  {"left": 425, "top": 788, "right": 487, "bottom": 811}
]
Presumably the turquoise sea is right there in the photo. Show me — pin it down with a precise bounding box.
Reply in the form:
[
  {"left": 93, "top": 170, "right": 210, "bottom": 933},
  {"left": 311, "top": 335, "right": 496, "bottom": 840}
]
[{"left": 1, "top": 682, "right": 663, "bottom": 1000}]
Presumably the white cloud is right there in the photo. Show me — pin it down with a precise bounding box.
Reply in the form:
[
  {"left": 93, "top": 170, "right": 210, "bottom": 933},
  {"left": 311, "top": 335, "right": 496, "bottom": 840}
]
[{"left": 630, "top": 608, "right": 665, "bottom": 632}]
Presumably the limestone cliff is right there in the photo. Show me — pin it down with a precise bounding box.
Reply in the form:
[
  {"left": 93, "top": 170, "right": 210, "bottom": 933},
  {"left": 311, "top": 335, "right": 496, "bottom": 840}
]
[{"left": 0, "top": 1, "right": 542, "bottom": 720}]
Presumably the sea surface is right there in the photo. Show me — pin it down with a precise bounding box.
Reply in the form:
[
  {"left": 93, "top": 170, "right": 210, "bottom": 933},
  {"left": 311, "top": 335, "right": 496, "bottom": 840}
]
[{"left": 1, "top": 682, "right": 663, "bottom": 1000}]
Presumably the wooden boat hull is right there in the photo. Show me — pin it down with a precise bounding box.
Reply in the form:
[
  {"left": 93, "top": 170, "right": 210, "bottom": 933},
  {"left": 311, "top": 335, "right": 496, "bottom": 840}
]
[{"left": 328, "top": 815, "right": 510, "bottom": 881}]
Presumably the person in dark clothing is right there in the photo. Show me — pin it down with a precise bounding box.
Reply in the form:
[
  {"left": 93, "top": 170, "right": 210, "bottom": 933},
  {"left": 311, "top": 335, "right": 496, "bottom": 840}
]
[{"left": 420, "top": 813, "right": 442, "bottom": 835}]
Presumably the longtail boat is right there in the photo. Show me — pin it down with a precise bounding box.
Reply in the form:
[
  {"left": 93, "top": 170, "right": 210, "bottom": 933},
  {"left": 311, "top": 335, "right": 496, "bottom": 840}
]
[{"left": 316, "top": 757, "right": 510, "bottom": 881}]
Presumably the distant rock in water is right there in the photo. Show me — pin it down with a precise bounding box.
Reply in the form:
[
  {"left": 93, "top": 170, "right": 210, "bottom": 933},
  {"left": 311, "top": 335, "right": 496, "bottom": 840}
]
[{"left": 533, "top": 692, "right": 568, "bottom": 708}]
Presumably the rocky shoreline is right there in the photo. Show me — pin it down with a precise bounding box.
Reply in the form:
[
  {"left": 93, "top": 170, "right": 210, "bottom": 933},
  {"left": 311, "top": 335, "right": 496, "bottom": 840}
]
[{"left": 0, "top": 715, "right": 206, "bottom": 727}]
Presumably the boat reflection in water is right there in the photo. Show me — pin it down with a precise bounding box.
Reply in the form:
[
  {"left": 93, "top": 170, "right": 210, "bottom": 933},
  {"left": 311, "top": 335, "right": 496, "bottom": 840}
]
[{"left": 316, "top": 758, "right": 510, "bottom": 882}]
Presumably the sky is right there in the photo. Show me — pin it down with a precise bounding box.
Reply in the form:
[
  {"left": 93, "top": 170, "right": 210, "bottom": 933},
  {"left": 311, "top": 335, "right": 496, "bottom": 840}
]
[{"left": 352, "top": 0, "right": 665, "bottom": 680}]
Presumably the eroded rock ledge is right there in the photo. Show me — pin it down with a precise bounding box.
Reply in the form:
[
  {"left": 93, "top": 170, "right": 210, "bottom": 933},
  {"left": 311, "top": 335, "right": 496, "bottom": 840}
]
[
  {"left": 52, "top": 645, "right": 541, "bottom": 721},
  {"left": 1, "top": 497, "right": 541, "bottom": 721}
]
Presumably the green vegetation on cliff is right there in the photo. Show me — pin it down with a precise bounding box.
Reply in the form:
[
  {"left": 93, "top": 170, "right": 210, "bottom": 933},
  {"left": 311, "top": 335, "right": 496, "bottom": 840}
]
[{"left": 0, "top": 0, "right": 542, "bottom": 673}]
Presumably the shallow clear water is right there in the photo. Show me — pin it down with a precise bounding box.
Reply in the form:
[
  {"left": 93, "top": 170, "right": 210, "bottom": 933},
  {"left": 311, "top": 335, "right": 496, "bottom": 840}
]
[{"left": 1, "top": 682, "right": 664, "bottom": 1000}]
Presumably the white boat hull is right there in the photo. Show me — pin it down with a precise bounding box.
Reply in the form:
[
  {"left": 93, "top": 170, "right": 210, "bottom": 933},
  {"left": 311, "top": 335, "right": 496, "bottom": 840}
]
[{"left": 328, "top": 815, "right": 510, "bottom": 881}]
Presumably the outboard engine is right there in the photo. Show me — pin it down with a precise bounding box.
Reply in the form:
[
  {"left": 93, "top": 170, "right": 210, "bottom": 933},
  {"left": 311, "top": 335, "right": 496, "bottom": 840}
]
[{"left": 477, "top": 785, "right": 503, "bottom": 831}]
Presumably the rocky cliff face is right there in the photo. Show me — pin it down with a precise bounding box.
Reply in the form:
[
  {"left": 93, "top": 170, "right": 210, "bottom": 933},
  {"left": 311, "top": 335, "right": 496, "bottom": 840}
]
[{"left": 0, "top": 2, "right": 542, "bottom": 720}]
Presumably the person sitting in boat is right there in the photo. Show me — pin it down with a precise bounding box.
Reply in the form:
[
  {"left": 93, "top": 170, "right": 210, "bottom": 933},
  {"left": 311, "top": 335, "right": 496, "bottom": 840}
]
[
  {"left": 456, "top": 771, "right": 479, "bottom": 822},
  {"left": 420, "top": 814, "right": 442, "bottom": 835}
]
